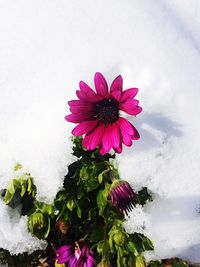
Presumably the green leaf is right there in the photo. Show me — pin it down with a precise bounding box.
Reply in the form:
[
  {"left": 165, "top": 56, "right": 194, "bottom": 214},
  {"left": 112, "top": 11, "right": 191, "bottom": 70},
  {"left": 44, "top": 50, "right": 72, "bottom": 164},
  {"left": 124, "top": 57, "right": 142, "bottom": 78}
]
[
  {"left": 85, "top": 178, "right": 99, "bottom": 192},
  {"left": 27, "top": 177, "right": 33, "bottom": 193},
  {"left": 19, "top": 177, "right": 27, "bottom": 197},
  {"left": 97, "top": 240, "right": 104, "bottom": 254},
  {"left": 127, "top": 241, "right": 137, "bottom": 254},
  {"left": 20, "top": 184, "right": 26, "bottom": 197},
  {"left": 117, "top": 247, "right": 123, "bottom": 267},
  {"left": 136, "top": 187, "right": 153, "bottom": 206},
  {"left": 4, "top": 179, "right": 20, "bottom": 204},
  {"left": 10, "top": 179, "right": 19, "bottom": 194},
  {"left": 77, "top": 183, "right": 85, "bottom": 199},
  {"left": 109, "top": 233, "right": 114, "bottom": 253},
  {"left": 4, "top": 191, "right": 14, "bottom": 205},
  {"left": 98, "top": 169, "right": 109, "bottom": 184},
  {"left": 43, "top": 216, "right": 51, "bottom": 239},
  {"left": 79, "top": 162, "right": 105, "bottom": 192},
  {"left": 14, "top": 163, "right": 23, "bottom": 171},
  {"left": 35, "top": 201, "right": 54, "bottom": 216},
  {"left": 130, "top": 233, "right": 154, "bottom": 253},
  {"left": 140, "top": 235, "right": 154, "bottom": 251},
  {"left": 75, "top": 201, "right": 82, "bottom": 218},
  {"left": 135, "top": 256, "right": 146, "bottom": 267},
  {"left": 113, "top": 230, "right": 127, "bottom": 247},
  {"left": 79, "top": 166, "right": 89, "bottom": 181},
  {"left": 66, "top": 199, "right": 76, "bottom": 211},
  {"left": 4, "top": 173, "right": 36, "bottom": 208}
]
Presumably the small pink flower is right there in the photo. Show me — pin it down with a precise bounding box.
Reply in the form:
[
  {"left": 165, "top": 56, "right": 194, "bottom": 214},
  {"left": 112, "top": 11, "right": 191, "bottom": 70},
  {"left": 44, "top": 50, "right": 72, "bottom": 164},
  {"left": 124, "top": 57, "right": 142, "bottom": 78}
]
[
  {"left": 56, "top": 243, "right": 75, "bottom": 264},
  {"left": 65, "top": 72, "right": 142, "bottom": 154},
  {"left": 56, "top": 242, "right": 95, "bottom": 267},
  {"left": 109, "top": 180, "right": 135, "bottom": 216}
]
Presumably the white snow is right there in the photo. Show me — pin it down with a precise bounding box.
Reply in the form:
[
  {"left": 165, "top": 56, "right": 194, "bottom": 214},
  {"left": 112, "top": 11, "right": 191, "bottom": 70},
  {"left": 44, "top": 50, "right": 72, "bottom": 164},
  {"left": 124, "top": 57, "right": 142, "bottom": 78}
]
[
  {"left": 0, "top": 199, "right": 46, "bottom": 255},
  {"left": 0, "top": 0, "right": 200, "bottom": 262}
]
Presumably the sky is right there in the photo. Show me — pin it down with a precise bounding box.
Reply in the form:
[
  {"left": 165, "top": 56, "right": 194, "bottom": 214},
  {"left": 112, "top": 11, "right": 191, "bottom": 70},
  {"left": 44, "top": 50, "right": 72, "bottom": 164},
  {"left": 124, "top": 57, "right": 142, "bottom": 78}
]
[{"left": 0, "top": 0, "right": 200, "bottom": 263}]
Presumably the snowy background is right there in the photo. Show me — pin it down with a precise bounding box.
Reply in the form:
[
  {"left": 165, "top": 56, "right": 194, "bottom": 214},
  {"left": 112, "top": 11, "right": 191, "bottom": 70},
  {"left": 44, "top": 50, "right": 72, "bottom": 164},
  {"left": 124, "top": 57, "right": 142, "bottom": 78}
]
[{"left": 0, "top": 0, "right": 200, "bottom": 263}]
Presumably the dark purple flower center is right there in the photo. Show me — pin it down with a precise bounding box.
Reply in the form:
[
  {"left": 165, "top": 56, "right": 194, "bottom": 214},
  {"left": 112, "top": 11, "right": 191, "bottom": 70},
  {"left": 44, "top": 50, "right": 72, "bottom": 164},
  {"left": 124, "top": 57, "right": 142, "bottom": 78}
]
[{"left": 96, "top": 99, "right": 119, "bottom": 124}]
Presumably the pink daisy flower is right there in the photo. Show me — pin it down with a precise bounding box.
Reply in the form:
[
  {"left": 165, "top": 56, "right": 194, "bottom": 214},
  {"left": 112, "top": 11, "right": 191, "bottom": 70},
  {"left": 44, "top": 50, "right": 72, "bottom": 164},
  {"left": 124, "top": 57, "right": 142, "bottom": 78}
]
[
  {"left": 56, "top": 242, "right": 95, "bottom": 267},
  {"left": 65, "top": 72, "right": 142, "bottom": 155}
]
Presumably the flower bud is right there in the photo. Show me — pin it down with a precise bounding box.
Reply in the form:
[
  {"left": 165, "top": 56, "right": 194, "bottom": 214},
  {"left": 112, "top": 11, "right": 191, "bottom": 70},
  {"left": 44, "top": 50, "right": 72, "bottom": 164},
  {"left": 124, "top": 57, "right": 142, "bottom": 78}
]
[{"left": 109, "top": 180, "right": 135, "bottom": 216}]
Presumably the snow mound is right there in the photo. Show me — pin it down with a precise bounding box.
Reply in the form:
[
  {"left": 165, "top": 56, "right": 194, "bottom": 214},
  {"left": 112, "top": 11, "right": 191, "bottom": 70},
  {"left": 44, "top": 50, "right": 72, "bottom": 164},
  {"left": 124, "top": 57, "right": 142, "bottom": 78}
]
[{"left": 0, "top": 200, "right": 46, "bottom": 254}]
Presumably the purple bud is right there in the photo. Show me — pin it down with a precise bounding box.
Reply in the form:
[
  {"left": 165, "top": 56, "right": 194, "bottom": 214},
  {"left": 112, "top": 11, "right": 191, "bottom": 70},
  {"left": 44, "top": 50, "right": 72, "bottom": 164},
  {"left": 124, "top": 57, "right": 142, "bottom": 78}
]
[{"left": 109, "top": 181, "right": 135, "bottom": 216}]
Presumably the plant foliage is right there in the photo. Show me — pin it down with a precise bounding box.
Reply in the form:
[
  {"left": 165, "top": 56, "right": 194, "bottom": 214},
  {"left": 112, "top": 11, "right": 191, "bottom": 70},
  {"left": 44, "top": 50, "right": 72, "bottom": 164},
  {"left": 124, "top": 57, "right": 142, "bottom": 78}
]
[{"left": 1, "top": 138, "right": 168, "bottom": 267}]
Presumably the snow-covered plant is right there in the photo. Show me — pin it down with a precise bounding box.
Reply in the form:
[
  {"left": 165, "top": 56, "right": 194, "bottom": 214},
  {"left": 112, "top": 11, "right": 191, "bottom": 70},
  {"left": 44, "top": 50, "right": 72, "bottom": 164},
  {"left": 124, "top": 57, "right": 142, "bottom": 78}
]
[
  {"left": 2, "top": 137, "right": 153, "bottom": 267},
  {"left": 2, "top": 73, "right": 188, "bottom": 267}
]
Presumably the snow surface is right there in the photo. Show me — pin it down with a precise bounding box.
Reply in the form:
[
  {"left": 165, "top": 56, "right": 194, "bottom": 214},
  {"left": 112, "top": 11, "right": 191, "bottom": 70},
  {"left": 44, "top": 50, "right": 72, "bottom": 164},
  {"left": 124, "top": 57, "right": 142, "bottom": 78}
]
[{"left": 0, "top": 0, "right": 200, "bottom": 263}]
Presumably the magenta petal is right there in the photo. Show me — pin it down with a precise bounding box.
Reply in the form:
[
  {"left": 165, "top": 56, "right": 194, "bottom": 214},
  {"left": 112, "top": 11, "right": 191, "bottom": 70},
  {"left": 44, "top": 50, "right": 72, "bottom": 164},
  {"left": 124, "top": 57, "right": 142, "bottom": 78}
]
[
  {"left": 68, "top": 100, "right": 94, "bottom": 114},
  {"left": 57, "top": 257, "right": 67, "bottom": 264},
  {"left": 69, "top": 106, "right": 94, "bottom": 115},
  {"left": 86, "top": 255, "right": 95, "bottom": 267},
  {"left": 110, "top": 75, "right": 123, "bottom": 101},
  {"left": 132, "top": 106, "right": 143, "bottom": 115},
  {"left": 113, "top": 144, "right": 122, "bottom": 153},
  {"left": 65, "top": 113, "right": 92, "bottom": 123},
  {"left": 120, "top": 88, "right": 139, "bottom": 102},
  {"left": 94, "top": 72, "right": 109, "bottom": 98},
  {"left": 82, "top": 124, "right": 105, "bottom": 150},
  {"left": 68, "top": 100, "right": 95, "bottom": 109},
  {"left": 68, "top": 100, "right": 87, "bottom": 107},
  {"left": 56, "top": 245, "right": 70, "bottom": 255},
  {"left": 82, "top": 133, "right": 91, "bottom": 149},
  {"left": 88, "top": 124, "right": 105, "bottom": 150},
  {"left": 118, "top": 118, "right": 140, "bottom": 140},
  {"left": 119, "top": 99, "right": 140, "bottom": 115},
  {"left": 99, "top": 144, "right": 106, "bottom": 155},
  {"left": 76, "top": 90, "right": 102, "bottom": 103},
  {"left": 120, "top": 130, "right": 132, "bottom": 146},
  {"left": 131, "top": 125, "right": 140, "bottom": 140},
  {"left": 72, "top": 120, "right": 98, "bottom": 136},
  {"left": 102, "top": 125, "right": 112, "bottom": 153},
  {"left": 117, "top": 119, "right": 132, "bottom": 146},
  {"left": 110, "top": 123, "right": 121, "bottom": 150},
  {"left": 79, "top": 81, "right": 96, "bottom": 97},
  {"left": 123, "top": 135, "right": 132, "bottom": 146},
  {"left": 69, "top": 257, "right": 78, "bottom": 267},
  {"left": 78, "top": 81, "right": 102, "bottom": 102},
  {"left": 56, "top": 244, "right": 74, "bottom": 264},
  {"left": 117, "top": 117, "right": 135, "bottom": 136},
  {"left": 79, "top": 81, "right": 96, "bottom": 92}
]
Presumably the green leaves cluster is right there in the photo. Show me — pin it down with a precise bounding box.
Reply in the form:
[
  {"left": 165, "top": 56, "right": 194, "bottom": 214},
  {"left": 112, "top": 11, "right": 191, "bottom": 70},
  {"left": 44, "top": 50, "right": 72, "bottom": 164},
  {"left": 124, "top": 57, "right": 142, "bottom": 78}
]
[
  {"left": 54, "top": 137, "right": 154, "bottom": 266},
  {"left": 3, "top": 164, "right": 36, "bottom": 215},
  {"left": 4, "top": 176, "right": 35, "bottom": 205},
  {"left": 28, "top": 201, "right": 55, "bottom": 239},
  {"left": 2, "top": 138, "right": 155, "bottom": 266}
]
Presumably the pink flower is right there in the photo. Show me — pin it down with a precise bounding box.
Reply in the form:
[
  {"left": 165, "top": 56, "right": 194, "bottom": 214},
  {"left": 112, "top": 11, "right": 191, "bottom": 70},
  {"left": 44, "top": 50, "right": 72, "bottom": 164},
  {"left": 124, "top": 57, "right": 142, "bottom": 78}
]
[
  {"left": 56, "top": 243, "right": 75, "bottom": 264},
  {"left": 109, "top": 180, "right": 135, "bottom": 216},
  {"left": 65, "top": 72, "right": 142, "bottom": 154},
  {"left": 56, "top": 242, "right": 95, "bottom": 267}
]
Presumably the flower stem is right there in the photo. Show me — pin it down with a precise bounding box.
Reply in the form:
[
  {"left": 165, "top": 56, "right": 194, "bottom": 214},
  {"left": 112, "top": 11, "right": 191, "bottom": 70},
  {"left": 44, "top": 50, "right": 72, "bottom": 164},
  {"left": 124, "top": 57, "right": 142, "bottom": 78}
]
[{"left": 104, "top": 161, "right": 116, "bottom": 182}]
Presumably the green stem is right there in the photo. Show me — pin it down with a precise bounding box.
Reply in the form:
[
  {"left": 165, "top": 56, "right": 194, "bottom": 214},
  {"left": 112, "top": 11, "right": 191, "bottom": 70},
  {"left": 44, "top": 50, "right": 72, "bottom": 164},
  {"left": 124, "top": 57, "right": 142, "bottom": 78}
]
[
  {"left": 104, "top": 161, "right": 115, "bottom": 182},
  {"left": 103, "top": 220, "right": 109, "bottom": 261}
]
